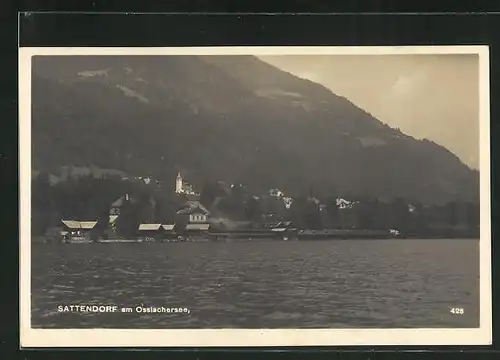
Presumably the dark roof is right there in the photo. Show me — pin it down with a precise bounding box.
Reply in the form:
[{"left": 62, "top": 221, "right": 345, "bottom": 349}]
[
  {"left": 186, "top": 224, "right": 210, "bottom": 231},
  {"left": 111, "top": 197, "right": 125, "bottom": 207},
  {"left": 184, "top": 193, "right": 201, "bottom": 201},
  {"left": 176, "top": 201, "right": 210, "bottom": 215},
  {"left": 111, "top": 194, "right": 137, "bottom": 207}
]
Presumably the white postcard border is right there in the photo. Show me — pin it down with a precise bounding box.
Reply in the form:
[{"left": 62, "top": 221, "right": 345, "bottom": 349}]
[{"left": 19, "top": 45, "right": 492, "bottom": 347}]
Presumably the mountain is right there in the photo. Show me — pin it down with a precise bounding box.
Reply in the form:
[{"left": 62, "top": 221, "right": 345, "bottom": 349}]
[{"left": 30, "top": 55, "right": 479, "bottom": 204}]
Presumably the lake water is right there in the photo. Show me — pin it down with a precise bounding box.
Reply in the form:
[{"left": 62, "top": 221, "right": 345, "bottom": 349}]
[{"left": 31, "top": 239, "right": 479, "bottom": 328}]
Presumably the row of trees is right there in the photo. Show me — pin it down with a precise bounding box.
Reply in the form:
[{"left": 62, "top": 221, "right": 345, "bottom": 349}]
[
  {"left": 290, "top": 197, "right": 479, "bottom": 236},
  {"left": 32, "top": 173, "right": 154, "bottom": 237},
  {"left": 32, "top": 173, "right": 481, "bottom": 238},
  {"left": 32, "top": 172, "right": 192, "bottom": 238},
  {"left": 199, "top": 181, "right": 480, "bottom": 234}
]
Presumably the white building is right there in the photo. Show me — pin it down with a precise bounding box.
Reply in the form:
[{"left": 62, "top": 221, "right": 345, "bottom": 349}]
[
  {"left": 283, "top": 196, "right": 293, "bottom": 210},
  {"left": 336, "top": 198, "right": 355, "bottom": 210},
  {"left": 176, "top": 201, "right": 210, "bottom": 223},
  {"left": 175, "top": 172, "right": 197, "bottom": 195},
  {"left": 269, "top": 188, "right": 284, "bottom": 198}
]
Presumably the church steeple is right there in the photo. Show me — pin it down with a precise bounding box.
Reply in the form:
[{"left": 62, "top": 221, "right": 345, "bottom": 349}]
[{"left": 175, "top": 172, "right": 183, "bottom": 193}]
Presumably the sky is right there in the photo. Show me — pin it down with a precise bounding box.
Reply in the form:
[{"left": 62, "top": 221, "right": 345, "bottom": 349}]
[{"left": 259, "top": 54, "right": 480, "bottom": 169}]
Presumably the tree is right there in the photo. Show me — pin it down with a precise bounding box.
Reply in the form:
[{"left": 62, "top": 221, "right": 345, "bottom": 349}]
[
  {"left": 32, "top": 172, "right": 56, "bottom": 236},
  {"left": 392, "top": 197, "right": 409, "bottom": 231},
  {"left": 465, "top": 202, "right": 480, "bottom": 232},
  {"left": 446, "top": 201, "right": 458, "bottom": 226},
  {"left": 174, "top": 215, "right": 188, "bottom": 236},
  {"left": 354, "top": 197, "right": 375, "bottom": 229},
  {"left": 412, "top": 212, "right": 425, "bottom": 235},
  {"left": 93, "top": 206, "right": 111, "bottom": 241},
  {"left": 230, "top": 184, "right": 246, "bottom": 202},
  {"left": 152, "top": 196, "right": 164, "bottom": 223},
  {"left": 290, "top": 196, "right": 322, "bottom": 230},
  {"left": 217, "top": 184, "right": 247, "bottom": 220},
  {"left": 245, "top": 197, "right": 263, "bottom": 222},
  {"left": 200, "top": 182, "right": 219, "bottom": 208},
  {"left": 115, "top": 199, "right": 140, "bottom": 238},
  {"left": 325, "top": 196, "right": 340, "bottom": 228},
  {"left": 290, "top": 196, "right": 308, "bottom": 229},
  {"left": 305, "top": 204, "right": 322, "bottom": 229}
]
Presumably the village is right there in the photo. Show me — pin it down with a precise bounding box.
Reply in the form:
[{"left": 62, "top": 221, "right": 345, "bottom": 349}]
[
  {"left": 33, "top": 170, "right": 480, "bottom": 244},
  {"left": 44, "top": 172, "right": 292, "bottom": 243}
]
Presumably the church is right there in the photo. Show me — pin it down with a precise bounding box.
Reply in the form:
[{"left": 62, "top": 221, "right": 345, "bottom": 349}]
[{"left": 175, "top": 172, "right": 198, "bottom": 195}]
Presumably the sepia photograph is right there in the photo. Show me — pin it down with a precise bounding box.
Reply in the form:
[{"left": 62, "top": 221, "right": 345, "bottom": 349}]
[{"left": 19, "top": 46, "right": 491, "bottom": 347}]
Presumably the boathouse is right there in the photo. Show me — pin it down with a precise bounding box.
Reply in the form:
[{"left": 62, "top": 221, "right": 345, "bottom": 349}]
[
  {"left": 185, "top": 223, "right": 210, "bottom": 232},
  {"left": 184, "top": 223, "right": 210, "bottom": 240},
  {"left": 61, "top": 220, "right": 98, "bottom": 242},
  {"left": 137, "top": 223, "right": 163, "bottom": 241},
  {"left": 161, "top": 224, "right": 177, "bottom": 241}
]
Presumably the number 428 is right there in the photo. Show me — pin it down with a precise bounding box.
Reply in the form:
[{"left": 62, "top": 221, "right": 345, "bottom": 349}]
[{"left": 450, "top": 308, "right": 465, "bottom": 315}]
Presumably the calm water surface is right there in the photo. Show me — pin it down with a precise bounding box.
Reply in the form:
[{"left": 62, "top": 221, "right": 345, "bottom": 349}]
[{"left": 31, "top": 239, "right": 479, "bottom": 328}]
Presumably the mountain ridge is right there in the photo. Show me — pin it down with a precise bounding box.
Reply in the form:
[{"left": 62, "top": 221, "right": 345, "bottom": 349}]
[{"left": 31, "top": 55, "right": 479, "bottom": 205}]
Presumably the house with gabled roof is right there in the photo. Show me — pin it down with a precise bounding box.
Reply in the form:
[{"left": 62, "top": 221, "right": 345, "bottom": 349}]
[
  {"left": 174, "top": 200, "right": 211, "bottom": 239},
  {"left": 176, "top": 201, "right": 210, "bottom": 224}
]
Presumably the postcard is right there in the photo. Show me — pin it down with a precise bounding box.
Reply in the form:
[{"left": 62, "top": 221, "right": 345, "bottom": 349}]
[{"left": 19, "top": 45, "right": 491, "bottom": 347}]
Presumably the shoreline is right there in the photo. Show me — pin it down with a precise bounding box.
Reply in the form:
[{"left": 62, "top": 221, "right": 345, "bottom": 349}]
[{"left": 32, "top": 236, "right": 480, "bottom": 244}]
